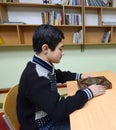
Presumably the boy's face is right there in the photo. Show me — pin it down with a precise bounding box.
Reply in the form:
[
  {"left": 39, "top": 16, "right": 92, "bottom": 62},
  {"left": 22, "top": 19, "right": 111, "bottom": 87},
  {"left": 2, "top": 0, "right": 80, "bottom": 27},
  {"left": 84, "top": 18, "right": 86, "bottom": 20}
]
[{"left": 47, "top": 42, "right": 64, "bottom": 64}]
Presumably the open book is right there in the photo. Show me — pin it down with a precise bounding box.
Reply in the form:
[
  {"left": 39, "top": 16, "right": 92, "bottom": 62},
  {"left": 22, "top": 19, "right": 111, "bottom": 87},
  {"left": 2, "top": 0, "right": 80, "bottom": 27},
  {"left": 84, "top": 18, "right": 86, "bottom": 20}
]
[{"left": 77, "top": 76, "right": 112, "bottom": 89}]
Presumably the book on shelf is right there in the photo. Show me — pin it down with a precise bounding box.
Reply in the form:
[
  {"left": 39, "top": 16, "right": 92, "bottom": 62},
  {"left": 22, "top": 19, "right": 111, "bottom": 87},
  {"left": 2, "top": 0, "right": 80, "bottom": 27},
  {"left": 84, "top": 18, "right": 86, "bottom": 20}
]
[
  {"left": 73, "top": 32, "right": 79, "bottom": 44},
  {"left": 89, "top": 0, "right": 96, "bottom": 6},
  {"left": 41, "top": 11, "right": 62, "bottom": 25},
  {"left": 3, "top": 21, "right": 26, "bottom": 24},
  {"left": 78, "top": 29, "right": 83, "bottom": 43},
  {"left": 102, "top": 30, "right": 111, "bottom": 43},
  {"left": 85, "top": 0, "right": 90, "bottom": 6},
  {"left": 85, "top": 0, "right": 109, "bottom": 6},
  {"left": 43, "top": 0, "right": 52, "bottom": 4},
  {"left": 102, "top": 21, "right": 116, "bottom": 25},
  {"left": 65, "top": 13, "right": 81, "bottom": 25},
  {"left": 102, "top": 0, "right": 111, "bottom": 6},
  {"left": 69, "top": 0, "right": 81, "bottom": 5},
  {"left": 77, "top": 76, "right": 112, "bottom": 90},
  {"left": 54, "top": 12, "right": 62, "bottom": 25},
  {"left": 52, "top": 0, "right": 69, "bottom": 5},
  {"left": 19, "top": 0, "right": 43, "bottom": 4},
  {"left": 73, "top": 29, "right": 83, "bottom": 44}
]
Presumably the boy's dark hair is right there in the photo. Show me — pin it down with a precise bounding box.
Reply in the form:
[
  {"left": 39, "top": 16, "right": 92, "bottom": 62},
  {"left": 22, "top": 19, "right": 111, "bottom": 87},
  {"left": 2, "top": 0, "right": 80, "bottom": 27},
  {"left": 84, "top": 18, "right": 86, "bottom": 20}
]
[{"left": 32, "top": 24, "right": 64, "bottom": 53}]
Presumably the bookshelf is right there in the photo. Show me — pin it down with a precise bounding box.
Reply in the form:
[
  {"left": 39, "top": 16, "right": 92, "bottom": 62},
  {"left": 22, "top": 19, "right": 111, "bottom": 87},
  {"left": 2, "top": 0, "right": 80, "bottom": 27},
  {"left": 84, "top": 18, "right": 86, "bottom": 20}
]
[
  {"left": 84, "top": 0, "right": 116, "bottom": 45},
  {"left": 0, "top": 1, "right": 83, "bottom": 46},
  {"left": 0, "top": 0, "right": 116, "bottom": 48}
]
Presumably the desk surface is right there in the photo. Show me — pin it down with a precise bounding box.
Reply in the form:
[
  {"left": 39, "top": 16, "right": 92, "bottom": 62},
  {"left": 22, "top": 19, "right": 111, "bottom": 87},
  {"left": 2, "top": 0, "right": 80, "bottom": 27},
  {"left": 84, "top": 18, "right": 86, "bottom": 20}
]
[{"left": 67, "top": 71, "right": 116, "bottom": 130}]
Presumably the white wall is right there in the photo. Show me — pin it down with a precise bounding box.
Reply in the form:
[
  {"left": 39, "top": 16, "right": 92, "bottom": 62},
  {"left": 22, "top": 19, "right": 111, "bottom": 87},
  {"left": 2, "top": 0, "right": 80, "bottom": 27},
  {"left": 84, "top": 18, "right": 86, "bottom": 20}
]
[{"left": 0, "top": 45, "right": 116, "bottom": 88}]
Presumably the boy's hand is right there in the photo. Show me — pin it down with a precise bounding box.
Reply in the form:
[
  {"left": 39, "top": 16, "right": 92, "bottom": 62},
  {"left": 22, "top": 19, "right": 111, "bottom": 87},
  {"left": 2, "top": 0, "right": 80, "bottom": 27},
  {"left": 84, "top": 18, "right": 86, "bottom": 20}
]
[{"left": 88, "top": 84, "right": 105, "bottom": 97}]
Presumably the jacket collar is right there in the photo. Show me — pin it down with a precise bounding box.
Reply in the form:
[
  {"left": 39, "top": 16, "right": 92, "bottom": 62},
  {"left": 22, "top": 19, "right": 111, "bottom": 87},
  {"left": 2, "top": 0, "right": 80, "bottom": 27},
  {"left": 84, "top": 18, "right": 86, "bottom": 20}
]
[{"left": 32, "top": 55, "right": 54, "bottom": 73}]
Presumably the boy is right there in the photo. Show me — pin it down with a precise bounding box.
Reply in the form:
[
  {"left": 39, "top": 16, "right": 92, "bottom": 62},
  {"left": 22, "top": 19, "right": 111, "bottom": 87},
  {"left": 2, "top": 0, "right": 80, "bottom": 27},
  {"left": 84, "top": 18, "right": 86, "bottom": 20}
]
[{"left": 17, "top": 24, "right": 105, "bottom": 130}]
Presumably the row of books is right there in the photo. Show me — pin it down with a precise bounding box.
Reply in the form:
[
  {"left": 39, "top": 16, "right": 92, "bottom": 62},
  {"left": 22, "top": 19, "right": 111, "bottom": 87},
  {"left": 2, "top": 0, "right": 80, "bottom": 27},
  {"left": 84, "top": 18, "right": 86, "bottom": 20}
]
[
  {"left": 0, "top": 0, "right": 82, "bottom": 5},
  {"left": 3, "top": 21, "right": 26, "bottom": 24},
  {"left": 41, "top": 11, "right": 82, "bottom": 25},
  {"left": 68, "top": 0, "right": 82, "bottom": 5},
  {"left": 41, "top": 11, "right": 62, "bottom": 25},
  {"left": 44, "top": 0, "right": 82, "bottom": 5},
  {"left": 1, "top": 0, "right": 110, "bottom": 6},
  {"left": 73, "top": 30, "right": 83, "bottom": 44},
  {"left": 84, "top": 0, "right": 111, "bottom": 6},
  {"left": 65, "top": 13, "right": 82, "bottom": 25}
]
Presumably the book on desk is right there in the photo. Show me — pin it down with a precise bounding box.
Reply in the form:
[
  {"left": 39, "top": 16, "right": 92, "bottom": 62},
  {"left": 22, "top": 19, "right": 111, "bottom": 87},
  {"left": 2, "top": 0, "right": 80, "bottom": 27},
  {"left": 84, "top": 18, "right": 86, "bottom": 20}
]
[{"left": 77, "top": 76, "right": 112, "bottom": 89}]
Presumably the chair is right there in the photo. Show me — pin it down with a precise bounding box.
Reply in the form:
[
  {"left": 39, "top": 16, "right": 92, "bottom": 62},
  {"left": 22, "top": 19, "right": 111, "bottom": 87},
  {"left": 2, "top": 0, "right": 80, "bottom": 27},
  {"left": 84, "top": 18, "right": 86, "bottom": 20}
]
[
  {"left": 2, "top": 83, "right": 67, "bottom": 130},
  {"left": 0, "top": 88, "right": 10, "bottom": 109},
  {"left": 2, "top": 84, "right": 20, "bottom": 130}
]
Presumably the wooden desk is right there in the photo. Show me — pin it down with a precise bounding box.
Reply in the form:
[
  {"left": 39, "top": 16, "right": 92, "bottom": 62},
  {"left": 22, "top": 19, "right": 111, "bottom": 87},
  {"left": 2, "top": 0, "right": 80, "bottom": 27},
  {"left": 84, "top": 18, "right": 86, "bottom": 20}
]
[{"left": 67, "top": 71, "right": 116, "bottom": 130}]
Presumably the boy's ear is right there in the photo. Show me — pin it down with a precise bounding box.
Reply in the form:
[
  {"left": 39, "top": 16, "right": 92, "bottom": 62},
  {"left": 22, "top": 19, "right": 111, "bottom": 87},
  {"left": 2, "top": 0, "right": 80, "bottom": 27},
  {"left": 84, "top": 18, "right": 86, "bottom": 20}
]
[{"left": 42, "top": 44, "right": 49, "bottom": 54}]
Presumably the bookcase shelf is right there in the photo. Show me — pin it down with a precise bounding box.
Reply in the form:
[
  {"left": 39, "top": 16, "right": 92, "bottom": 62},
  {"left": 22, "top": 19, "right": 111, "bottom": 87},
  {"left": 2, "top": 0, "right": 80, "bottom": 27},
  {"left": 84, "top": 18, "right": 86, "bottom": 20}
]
[
  {"left": 0, "top": 0, "right": 116, "bottom": 48},
  {"left": 84, "top": 26, "right": 111, "bottom": 44},
  {"left": 83, "top": 0, "right": 116, "bottom": 45},
  {"left": 0, "top": 1, "right": 83, "bottom": 46}
]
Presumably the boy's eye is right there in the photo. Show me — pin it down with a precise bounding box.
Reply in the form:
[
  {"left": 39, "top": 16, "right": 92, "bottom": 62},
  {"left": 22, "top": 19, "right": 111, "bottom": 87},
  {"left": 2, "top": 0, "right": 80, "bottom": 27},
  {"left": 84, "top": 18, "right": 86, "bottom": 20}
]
[
  {"left": 60, "top": 46, "right": 64, "bottom": 50},
  {"left": 60, "top": 48, "right": 63, "bottom": 51}
]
